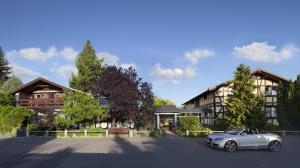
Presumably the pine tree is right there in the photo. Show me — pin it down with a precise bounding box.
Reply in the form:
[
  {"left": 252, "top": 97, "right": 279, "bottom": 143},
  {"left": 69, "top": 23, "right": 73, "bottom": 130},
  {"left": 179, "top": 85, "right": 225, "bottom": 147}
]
[
  {"left": 69, "top": 40, "right": 103, "bottom": 93},
  {"left": 225, "top": 64, "right": 265, "bottom": 129},
  {"left": 0, "top": 47, "right": 11, "bottom": 86},
  {"left": 277, "top": 81, "right": 294, "bottom": 129},
  {"left": 244, "top": 96, "right": 266, "bottom": 130},
  {"left": 292, "top": 75, "right": 300, "bottom": 129}
]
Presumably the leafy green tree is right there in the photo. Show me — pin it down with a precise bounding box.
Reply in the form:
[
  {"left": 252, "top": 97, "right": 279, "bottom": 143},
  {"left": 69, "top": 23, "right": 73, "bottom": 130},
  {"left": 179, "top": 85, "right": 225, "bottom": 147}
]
[
  {"left": 55, "top": 89, "right": 107, "bottom": 129},
  {"left": 0, "top": 76, "right": 22, "bottom": 94},
  {"left": 0, "top": 106, "right": 32, "bottom": 135},
  {"left": 0, "top": 92, "right": 14, "bottom": 106},
  {"left": 225, "top": 64, "right": 265, "bottom": 129},
  {"left": 0, "top": 47, "right": 11, "bottom": 86},
  {"left": 154, "top": 96, "right": 174, "bottom": 107},
  {"left": 69, "top": 40, "right": 103, "bottom": 93}
]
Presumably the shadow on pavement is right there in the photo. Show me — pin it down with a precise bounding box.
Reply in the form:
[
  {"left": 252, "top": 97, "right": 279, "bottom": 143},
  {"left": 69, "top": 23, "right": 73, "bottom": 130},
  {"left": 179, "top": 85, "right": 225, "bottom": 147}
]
[
  {"left": 0, "top": 136, "right": 57, "bottom": 168},
  {"left": 0, "top": 135, "right": 299, "bottom": 168}
]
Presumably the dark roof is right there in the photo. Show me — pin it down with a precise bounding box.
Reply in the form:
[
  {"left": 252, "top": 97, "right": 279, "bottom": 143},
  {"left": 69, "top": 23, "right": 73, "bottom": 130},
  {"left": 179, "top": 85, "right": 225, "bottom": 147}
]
[
  {"left": 252, "top": 69, "right": 289, "bottom": 83},
  {"left": 155, "top": 105, "right": 180, "bottom": 113},
  {"left": 182, "top": 82, "right": 229, "bottom": 105},
  {"left": 182, "top": 68, "right": 289, "bottom": 105},
  {"left": 11, "top": 77, "right": 69, "bottom": 94}
]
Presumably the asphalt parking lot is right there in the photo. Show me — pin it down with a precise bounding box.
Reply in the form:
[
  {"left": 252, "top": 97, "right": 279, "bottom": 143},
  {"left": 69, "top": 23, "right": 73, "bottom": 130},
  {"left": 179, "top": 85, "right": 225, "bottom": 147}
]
[{"left": 0, "top": 135, "right": 299, "bottom": 168}]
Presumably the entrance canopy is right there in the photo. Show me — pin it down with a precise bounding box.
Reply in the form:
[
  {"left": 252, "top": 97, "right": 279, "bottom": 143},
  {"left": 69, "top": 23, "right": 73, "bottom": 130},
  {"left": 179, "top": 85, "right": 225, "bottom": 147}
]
[
  {"left": 154, "top": 105, "right": 203, "bottom": 129},
  {"left": 155, "top": 105, "right": 179, "bottom": 129},
  {"left": 155, "top": 105, "right": 180, "bottom": 115}
]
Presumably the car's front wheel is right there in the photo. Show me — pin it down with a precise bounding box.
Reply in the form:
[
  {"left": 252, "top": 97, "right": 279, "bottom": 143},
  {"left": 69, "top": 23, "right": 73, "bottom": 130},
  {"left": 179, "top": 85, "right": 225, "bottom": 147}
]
[
  {"left": 224, "top": 140, "right": 237, "bottom": 152},
  {"left": 269, "top": 140, "right": 281, "bottom": 152}
]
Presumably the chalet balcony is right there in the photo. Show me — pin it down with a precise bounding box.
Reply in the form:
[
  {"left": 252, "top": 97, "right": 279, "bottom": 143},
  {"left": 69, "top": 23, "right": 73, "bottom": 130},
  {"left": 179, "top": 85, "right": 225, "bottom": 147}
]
[{"left": 19, "top": 99, "right": 63, "bottom": 109}]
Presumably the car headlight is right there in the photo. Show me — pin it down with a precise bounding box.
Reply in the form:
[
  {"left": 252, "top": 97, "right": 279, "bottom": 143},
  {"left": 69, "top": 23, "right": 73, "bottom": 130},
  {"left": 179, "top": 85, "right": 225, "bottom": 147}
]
[{"left": 214, "top": 138, "right": 224, "bottom": 141}]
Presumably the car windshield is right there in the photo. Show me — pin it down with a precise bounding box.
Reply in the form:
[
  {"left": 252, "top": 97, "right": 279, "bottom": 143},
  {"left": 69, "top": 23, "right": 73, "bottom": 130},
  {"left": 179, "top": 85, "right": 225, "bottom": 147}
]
[{"left": 225, "top": 128, "right": 243, "bottom": 135}]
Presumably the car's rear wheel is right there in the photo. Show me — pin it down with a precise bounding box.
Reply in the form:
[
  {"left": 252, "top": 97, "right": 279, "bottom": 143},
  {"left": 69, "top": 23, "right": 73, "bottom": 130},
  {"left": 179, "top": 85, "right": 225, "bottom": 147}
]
[
  {"left": 224, "top": 140, "right": 237, "bottom": 152},
  {"left": 269, "top": 140, "right": 281, "bottom": 152}
]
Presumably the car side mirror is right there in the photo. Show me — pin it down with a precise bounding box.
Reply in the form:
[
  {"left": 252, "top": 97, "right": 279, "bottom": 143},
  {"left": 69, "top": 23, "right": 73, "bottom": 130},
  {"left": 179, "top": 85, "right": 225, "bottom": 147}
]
[{"left": 240, "top": 132, "right": 247, "bottom": 136}]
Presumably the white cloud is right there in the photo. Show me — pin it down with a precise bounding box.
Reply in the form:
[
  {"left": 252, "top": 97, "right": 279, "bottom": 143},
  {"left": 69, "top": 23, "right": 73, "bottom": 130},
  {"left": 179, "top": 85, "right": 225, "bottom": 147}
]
[
  {"left": 7, "top": 47, "right": 57, "bottom": 61},
  {"left": 97, "top": 52, "right": 137, "bottom": 69},
  {"left": 233, "top": 42, "right": 299, "bottom": 63},
  {"left": 185, "top": 49, "right": 215, "bottom": 64},
  {"left": 120, "top": 63, "right": 138, "bottom": 70},
  {"left": 97, "top": 52, "right": 119, "bottom": 65},
  {"left": 7, "top": 47, "right": 79, "bottom": 61},
  {"left": 152, "top": 64, "right": 196, "bottom": 83},
  {"left": 55, "top": 65, "right": 78, "bottom": 78},
  {"left": 59, "top": 47, "right": 78, "bottom": 61},
  {"left": 10, "top": 63, "right": 43, "bottom": 79},
  {"left": 184, "top": 67, "right": 197, "bottom": 78}
]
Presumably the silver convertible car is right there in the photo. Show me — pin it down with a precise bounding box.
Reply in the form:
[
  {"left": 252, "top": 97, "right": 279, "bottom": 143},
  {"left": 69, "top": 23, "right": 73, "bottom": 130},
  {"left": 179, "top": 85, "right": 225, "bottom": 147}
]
[{"left": 207, "top": 128, "right": 282, "bottom": 152}]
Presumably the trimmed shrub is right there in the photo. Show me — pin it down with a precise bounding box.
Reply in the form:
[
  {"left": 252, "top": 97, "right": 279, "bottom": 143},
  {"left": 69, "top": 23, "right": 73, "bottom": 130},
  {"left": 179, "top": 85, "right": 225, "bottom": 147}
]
[
  {"left": 150, "top": 128, "right": 166, "bottom": 137},
  {"left": 177, "top": 116, "right": 200, "bottom": 137},
  {"left": 0, "top": 106, "right": 32, "bottom": 135},
  {"left": 199, "top": 127, "right": 212, "bottom": 137},
  {"left": 212, "top": 118, "right": 228, "bottom": 130},
  {"left": 264, "top": 123, "right": 281, "bottom": 131}
]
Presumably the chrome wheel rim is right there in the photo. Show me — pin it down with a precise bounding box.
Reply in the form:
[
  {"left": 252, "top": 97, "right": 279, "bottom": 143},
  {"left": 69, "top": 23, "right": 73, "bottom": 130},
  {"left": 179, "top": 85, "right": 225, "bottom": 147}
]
[
  {"left": 225, "top": 141, "right": 236, "bottom": 152},
  {"left": 270, "top": 141, "right": 280, "bottom": 152}
]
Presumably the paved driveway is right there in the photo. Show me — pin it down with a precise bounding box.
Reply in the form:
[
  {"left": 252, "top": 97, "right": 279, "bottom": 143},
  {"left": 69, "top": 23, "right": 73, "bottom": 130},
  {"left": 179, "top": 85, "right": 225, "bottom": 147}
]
[{"left": 0, "top": 135, "right": 299, "bottom": 168}]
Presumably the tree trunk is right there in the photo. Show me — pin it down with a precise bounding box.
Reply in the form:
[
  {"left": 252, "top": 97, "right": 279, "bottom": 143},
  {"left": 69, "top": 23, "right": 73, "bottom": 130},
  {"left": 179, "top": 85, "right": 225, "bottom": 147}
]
[{"left": 112, "top": 118, "right": 116, "bottom": 128}]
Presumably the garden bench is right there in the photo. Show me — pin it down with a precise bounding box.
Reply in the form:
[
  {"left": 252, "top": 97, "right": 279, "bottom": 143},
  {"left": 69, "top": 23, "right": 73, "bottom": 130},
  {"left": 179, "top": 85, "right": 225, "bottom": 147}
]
[{"left": 108, "top": 128, "right": 129, "bottom": 135}]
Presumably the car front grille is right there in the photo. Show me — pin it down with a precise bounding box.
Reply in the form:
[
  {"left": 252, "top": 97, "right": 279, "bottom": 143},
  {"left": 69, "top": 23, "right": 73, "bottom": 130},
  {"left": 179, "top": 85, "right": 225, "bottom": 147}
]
[
  {"left": 212, "top": 143, "right": 219, "bottom": 147},
  {"left": 207, "top": 138, "right": 212, "bottom": 145}
]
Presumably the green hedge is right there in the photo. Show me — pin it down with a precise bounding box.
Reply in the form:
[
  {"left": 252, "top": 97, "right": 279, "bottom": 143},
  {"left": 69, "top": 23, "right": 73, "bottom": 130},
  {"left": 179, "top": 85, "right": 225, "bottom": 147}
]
[
  {"left": 56, "top": 128, "right": 106, "bottom": 137},
  {"left": 149, "top": 128, "right": 166, "bottom": 137},
  {"left": 176, "top": 116, "right": 213, "bottom": 137},
  {"left": 0, "top": 106, "right": 32, "bottom": 135},
  {"left": 177, "top": 116, "right": 200, "bottom": 136}
]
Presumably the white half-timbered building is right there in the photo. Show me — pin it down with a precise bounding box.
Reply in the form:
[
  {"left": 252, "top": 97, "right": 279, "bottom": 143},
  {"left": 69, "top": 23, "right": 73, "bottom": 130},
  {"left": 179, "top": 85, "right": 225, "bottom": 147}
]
[{"left": 183, "top": 69, "right": 289, "bottom": 126}]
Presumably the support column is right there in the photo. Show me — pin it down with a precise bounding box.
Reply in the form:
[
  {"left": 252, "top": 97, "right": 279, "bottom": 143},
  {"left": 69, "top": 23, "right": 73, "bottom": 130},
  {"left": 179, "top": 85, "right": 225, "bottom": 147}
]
[
  {"left": 156, "top": 114, "right": 160, "bottom": 129},
  {"left": 26, "top": 126, "right": 30, "bottom": 137},
  {"left": 64, "top": 129, "right": 68, "bottom": 138},
  {"left": 84, "top": 130, "right": 88, "bottom": 137},
  {"left": 105, "top": 129, "right": 109, "bottom": 138},
  {"left": 174, "top": 114, "right": 178, "bottom": 130}
]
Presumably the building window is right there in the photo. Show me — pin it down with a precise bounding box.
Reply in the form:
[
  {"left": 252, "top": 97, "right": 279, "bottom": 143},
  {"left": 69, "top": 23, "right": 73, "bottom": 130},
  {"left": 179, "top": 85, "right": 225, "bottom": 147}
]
[
  {"left": 195, "top": 100, "right": 199, "bottom": 107},
  {"left": 266, "top": 97, "right": 273, "bottom": 103},
  {"left": 228, "top": 89, "right": 233, "bottom": 96},
  {"left": 266, "top": 86, "right": 277, "bottom": 96},
  {"left": 265, "top": 107, "right": 276, "bottom": 118},
  {"left": 35, "top": 94, "right": 49, "bottom": 99}
]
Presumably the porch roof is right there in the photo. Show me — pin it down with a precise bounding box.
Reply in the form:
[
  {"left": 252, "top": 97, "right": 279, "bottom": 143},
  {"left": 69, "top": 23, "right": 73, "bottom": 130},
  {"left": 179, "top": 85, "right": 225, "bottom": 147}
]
[
  {"left": 180, "top": 108, "right": 203, "bottom": 113},
  {"left": 155, "top": 105, "right": 179, "bottom": 114}
]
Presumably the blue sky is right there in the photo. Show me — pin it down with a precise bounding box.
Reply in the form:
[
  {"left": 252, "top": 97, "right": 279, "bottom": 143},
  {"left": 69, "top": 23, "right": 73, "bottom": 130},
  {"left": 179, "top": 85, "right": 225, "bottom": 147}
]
[{"left": 1, "top": 0, "right": 300, "bottom": 106}]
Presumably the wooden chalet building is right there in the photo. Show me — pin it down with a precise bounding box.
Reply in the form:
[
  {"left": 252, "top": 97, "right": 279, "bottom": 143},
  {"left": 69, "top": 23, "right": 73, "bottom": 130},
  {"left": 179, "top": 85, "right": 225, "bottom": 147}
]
[
  {"left": 11, "top": 77, "right": 72, "bottom": 124},
  {"left": 182, "top": 69, "right": 289, "bottom": 126}
]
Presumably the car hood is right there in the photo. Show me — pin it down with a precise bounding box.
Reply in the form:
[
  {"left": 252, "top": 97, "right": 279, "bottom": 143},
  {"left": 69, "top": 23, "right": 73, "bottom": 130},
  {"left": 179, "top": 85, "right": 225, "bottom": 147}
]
[{"left": 208, "top": 133, "right": 233, "bottom": 139}]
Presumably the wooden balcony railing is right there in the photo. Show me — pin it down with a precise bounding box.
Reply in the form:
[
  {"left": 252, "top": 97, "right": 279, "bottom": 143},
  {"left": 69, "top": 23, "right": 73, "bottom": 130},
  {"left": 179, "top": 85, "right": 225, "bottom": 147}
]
[{"left": 19, "top": 99, "right": 63, "bottom": 109}]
